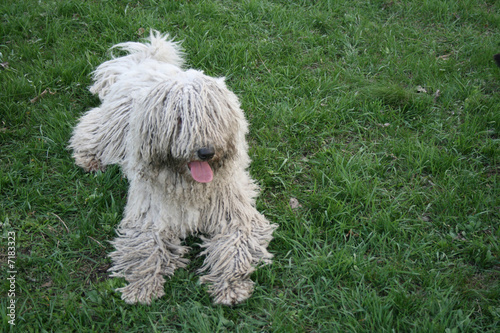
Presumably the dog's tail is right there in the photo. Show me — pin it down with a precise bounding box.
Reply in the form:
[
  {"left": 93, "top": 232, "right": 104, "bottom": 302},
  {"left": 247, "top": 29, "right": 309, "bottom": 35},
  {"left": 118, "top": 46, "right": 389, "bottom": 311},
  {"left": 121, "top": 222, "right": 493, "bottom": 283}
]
[
  {"left": 112, "top": 30, "right": 185, "bottom": 67},
  {"left": 90, "top": 30, "right": 185, "bottom": 99}
]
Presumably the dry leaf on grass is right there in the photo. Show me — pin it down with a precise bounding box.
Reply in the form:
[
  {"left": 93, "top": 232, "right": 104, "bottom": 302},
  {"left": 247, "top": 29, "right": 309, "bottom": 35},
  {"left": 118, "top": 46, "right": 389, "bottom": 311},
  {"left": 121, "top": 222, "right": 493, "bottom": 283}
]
[
  {"left": 433, "top": 89, "right": 441, "bottom": 102},
  {"left": 416, "top": 86, "right": 427, "bottom": 93},
  {"left": 289, "top": 197, "right": 302, "bottom": 209},
  {"left": 437, "top": 54, "right": 451, "bottom": 61},
  {"left": 30, "top": 88, "right": 55, "bottom": 103}
]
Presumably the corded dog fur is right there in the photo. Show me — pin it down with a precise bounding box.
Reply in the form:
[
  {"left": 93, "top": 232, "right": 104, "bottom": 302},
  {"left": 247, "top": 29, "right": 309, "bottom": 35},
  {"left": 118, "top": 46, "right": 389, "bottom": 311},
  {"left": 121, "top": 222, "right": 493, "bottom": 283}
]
[{"left": 69, "top": 31, "right": 277, "bottom": 305}]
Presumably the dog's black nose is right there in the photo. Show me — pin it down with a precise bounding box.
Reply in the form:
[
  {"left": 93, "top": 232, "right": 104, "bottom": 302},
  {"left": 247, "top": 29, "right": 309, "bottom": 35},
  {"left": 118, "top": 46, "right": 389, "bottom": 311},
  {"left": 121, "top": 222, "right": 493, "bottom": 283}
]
[{"left": 197, "top": 147, "right": 215, "bottom": 161}]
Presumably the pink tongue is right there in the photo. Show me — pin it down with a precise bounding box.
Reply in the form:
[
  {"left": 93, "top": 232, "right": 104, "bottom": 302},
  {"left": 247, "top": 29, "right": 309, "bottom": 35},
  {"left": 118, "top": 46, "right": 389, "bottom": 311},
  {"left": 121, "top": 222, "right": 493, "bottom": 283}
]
[{"left": 188, "top": 161, "right": 213, "bottom": 183}]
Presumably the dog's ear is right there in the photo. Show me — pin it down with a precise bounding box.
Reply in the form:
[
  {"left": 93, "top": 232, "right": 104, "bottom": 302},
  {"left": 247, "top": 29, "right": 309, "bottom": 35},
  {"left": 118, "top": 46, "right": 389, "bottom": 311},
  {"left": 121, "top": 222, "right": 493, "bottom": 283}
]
[{"left": 494, "top": 53, "right": 500, "bottom": 68}]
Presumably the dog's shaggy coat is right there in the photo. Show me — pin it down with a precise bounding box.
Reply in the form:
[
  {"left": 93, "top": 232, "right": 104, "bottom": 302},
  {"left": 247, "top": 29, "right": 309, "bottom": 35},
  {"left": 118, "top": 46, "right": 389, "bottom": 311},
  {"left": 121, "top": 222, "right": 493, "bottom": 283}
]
[{"left": 69, "top": 31, "right": 277, "bottom": 305}]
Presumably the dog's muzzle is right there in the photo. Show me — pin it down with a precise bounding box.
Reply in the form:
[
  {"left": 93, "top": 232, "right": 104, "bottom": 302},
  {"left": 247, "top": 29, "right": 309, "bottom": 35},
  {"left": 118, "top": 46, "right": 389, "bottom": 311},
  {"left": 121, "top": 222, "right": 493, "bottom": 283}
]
[
  {"left": 188, "top": 147, "right": 215, "bottom": 183},
  {"left": 197, "top": 147, "right": 215, "bottom": 161}
]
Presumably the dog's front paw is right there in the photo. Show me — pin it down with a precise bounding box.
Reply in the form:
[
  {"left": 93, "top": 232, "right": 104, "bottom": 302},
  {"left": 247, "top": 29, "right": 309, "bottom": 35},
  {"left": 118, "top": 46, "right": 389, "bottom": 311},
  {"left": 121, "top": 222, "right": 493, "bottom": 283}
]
[
  {"left": 117, "top": 275, "right": 166, "bottom": 305},
  {"left": 210, "top": 279, "right": 254, "bottom": 306},
  {"left": 74, "top": 154, "right": 105, "bottom": 172}
]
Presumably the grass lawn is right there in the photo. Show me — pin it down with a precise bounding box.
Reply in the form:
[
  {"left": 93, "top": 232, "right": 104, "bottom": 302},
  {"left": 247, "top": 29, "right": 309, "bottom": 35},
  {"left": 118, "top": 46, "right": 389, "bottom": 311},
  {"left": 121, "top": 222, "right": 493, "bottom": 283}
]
[{"left": 1, "top": 0, "right": 499, "bottom": 331}]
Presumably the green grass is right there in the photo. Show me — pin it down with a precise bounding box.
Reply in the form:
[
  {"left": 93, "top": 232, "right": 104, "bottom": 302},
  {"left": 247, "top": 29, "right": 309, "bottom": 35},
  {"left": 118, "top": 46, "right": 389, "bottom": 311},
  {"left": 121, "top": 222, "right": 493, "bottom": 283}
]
[{"left": 1, "top": 0, "right": 499, "bottom": 331}]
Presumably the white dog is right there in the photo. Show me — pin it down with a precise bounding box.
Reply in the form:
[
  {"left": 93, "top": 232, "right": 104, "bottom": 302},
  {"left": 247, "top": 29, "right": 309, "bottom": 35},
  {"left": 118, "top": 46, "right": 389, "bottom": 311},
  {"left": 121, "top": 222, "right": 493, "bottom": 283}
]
[{"left": 69, "top": 31, "right": 277, "bottom": 305}]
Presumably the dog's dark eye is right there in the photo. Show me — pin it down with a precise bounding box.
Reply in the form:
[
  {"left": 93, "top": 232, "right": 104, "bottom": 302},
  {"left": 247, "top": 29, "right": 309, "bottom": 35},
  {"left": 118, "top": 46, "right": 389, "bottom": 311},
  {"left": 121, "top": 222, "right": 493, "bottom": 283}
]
[{"left": 177, "top": 117, "right": 182, "bottom": 126}]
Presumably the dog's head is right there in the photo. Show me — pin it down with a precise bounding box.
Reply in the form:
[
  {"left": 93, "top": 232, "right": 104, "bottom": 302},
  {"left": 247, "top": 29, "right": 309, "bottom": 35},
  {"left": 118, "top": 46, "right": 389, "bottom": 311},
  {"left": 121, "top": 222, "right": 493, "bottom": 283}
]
[{"left": 130, "top": 70, "right": 248, "bottom": 183}]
